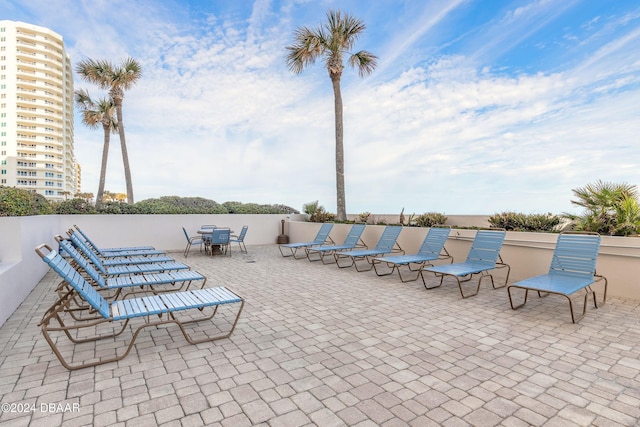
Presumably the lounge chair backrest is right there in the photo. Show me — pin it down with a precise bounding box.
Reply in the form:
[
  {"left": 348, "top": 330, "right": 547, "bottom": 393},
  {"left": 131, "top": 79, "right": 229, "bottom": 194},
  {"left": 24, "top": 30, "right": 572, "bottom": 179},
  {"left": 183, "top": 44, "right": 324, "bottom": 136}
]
[
  {"left": 58, "top": 239, "right": 106, "bottom": 288},
  {"left": 374, "top": 226, "right": 402, "bottom": 251},
  {"left": 343, "top": 224, "right": 366, "bottom": 246},
  {"left": 73, "top": 225, "right": 104, "bottom": 255},
  {"left": 417, "top": 227, "right": 451, "bottom": 256},
  {"left": 313, "top": 223, "right": 334, "bottom": 244},
  {"left": 465, "top": 230, "right": 506, "bottom": 266},
  {"left": 39, "top": 247, "right": 110, "bottom": 318},
  {"left": 549, "top": 233, "right": 600, "bottom": 279},
  {"left": 69, "top": 231, "right": 107, "bottom": 274},
  {"left": 210, "top": 228, "right": 231, "bottom": 245}
]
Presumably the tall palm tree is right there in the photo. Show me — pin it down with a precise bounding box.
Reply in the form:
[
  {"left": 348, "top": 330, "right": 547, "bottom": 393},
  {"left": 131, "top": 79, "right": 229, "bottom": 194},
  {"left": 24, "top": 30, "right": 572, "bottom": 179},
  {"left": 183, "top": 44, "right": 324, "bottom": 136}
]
[
  {"left": 74, "top": 89, "right": 117, "bottom": 209},
  {"left": 76, "top": 58, "right": 142, "bottom": 204},
  {"left": 286, "top": 9, "right": 377, "bottom": 221}
]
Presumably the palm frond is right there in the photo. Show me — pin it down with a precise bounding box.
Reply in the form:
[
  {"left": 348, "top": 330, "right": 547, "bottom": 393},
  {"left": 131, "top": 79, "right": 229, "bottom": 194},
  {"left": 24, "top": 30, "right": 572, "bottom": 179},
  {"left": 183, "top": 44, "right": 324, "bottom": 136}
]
[{"left": 348, "top": 50, "right": 378, "bottom": 77}]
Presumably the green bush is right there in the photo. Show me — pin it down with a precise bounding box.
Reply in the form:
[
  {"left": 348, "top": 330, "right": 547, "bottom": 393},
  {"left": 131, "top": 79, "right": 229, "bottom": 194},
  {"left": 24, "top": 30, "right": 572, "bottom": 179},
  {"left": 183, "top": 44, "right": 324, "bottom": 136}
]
[
  {"left": 413, "top": 212, "right": 447, "bottom": 227},
  {"left": 223, "top": 201, "right": 298, "bottom": 214},
  {"left": 134, "top": 196, "right": 227, "bottom": 214},
  {"left": 0, "top": 186, "right": 53, "bottom": 216},
  {"left": 488, "top": 212, "right": 560, "bottom": 232},
  {"left": 54, "top": 198, "right": 97, "bottom": 214},
  {"left": 303, "top": 201, "right": 336, "bottom": 223}
]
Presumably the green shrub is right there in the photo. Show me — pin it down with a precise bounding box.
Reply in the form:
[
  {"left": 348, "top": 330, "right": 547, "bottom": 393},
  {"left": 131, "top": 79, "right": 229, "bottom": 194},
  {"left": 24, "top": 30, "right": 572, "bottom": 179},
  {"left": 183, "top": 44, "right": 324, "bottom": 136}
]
[
  {"left": 303, "top": 201, "right": 336, "bottom": 223},
  {"left": 413, "top": 212, "right": 447, "bottom": 227},
  {"left": 54, "top": 198, "right": 97, "bottom": 214},
  {"left": 223, "top": 201, "right": 298, "bottom": 214},
  {"left": 488, "top": 212, "right": 560, "bottom": 232},
  {"left": 0, "top": 186, "right": 53, "bottom": 216}
]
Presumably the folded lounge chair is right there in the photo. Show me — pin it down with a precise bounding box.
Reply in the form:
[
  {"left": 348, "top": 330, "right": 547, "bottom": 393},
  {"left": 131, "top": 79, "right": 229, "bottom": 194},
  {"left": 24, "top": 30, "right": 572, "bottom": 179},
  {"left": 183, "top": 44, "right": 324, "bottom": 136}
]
[
  {"left": 68, "top": 232, "right": 190, "bottom": 276},
  {"left": 372, "top": 227, "right": 452, "bottom": 282},
  {"left": 306, "top": 224, "right": 367, "bottom": 264},
  {"left": 507, "top": 232, "right": 608, "bottom": 323},
  {"left": 65, "top": 232, "right": 175, "bottom": 266},
  {"left": 57, "top": 240, "right": 206, "bottom": 300},
  {"left": 420, "top": 229, "right": 510, "bottom": 298},
  {"left": 73, "top": 225, "right": 164, "bottom": 256},
  {"left": 279, "top": 223, "right": 335, "bottom": 259},
  {"left": 36, "top": 245, "right": 244, "bottom": 370},
  {"left": 334, "top": 226, "right": 404, "bottom": 271}
]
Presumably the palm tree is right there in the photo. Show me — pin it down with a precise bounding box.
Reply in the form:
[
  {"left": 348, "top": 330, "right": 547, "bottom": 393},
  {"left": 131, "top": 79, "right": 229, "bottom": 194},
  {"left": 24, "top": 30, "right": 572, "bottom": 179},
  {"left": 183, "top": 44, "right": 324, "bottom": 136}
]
[
  {"left": 286, "top": 9, "right": 377, "bottom": 221},
  {"left": 76, "top": 58, "right": 142, "bottom": 204},
  {"left": 74, "top": 89, "right": 117, "bottom": 209}
]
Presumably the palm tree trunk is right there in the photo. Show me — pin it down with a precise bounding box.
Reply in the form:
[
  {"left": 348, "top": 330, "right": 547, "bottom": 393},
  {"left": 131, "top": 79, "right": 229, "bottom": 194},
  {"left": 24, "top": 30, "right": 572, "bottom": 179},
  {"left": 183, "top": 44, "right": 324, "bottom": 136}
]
[
  {"left": 331, "top": 75, "right": 347, "bottom": 221},
  {"left": 96, "top": 124, "right": 111, "bottom": 208},
  {"left": 115, "top": 103, "right": 134, "bottom": 204}
]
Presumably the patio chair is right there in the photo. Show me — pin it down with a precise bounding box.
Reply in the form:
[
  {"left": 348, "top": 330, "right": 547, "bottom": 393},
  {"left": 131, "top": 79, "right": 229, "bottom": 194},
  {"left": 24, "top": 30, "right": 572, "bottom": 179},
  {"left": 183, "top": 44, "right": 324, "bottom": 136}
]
[
  {"left": 36, "top": 245, "right": 244, "bottom": 370},
  {"left": 507, "top": 232, "right": 608, "bottom": 323},
  {"left": 372, "top": 227, "right": 452, "bottom": 282},
  {"left": 209, "top": 228, "right": 231, "bottom": 256},
  {"left": 334, "top": 226, "right": 404, "bottom": 271},
  {"left": 279, "top": 223, "right": 334, "bottom": 259},
  {"left": 182, "top": 227, "right": 207, "bottom": 257},
  {"left": 57, "top": 239, "right": 206, "bottom": 302},
  {"left": 68, "top": 232, "right": 190, "bottom": 276},
  {"left": 420, "top": 229, "right": 510, "bottom": 298},
  {"left": 306, "top": 224, "right": 367, "bottom": 264},
  {"left": 230, "top": 226, "right": 249, "bottom": 254},
  {"left": 73, "top": 225, "right": 164, "bottom": 256}
]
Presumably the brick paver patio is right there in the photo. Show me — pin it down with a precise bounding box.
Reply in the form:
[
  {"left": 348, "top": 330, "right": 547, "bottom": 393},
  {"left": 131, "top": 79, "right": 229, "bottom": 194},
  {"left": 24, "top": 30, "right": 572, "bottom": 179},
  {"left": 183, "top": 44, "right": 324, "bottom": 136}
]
[{"left": 1, "top": 244, "right": 639, "bottom": 426}]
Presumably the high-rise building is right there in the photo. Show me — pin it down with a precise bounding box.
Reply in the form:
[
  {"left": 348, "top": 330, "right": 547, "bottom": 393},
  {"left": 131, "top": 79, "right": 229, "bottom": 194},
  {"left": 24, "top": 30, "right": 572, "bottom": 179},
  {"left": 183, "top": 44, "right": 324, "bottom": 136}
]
[{"left": 0, "top": 20, "right": 78, "bottom": 201}]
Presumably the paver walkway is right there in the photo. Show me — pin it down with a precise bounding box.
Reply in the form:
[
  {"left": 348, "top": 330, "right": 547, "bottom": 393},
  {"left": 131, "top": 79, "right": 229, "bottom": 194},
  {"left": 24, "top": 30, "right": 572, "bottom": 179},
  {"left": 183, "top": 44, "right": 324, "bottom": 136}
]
[{"left": 1, "top": 245, "right": 639, "bottom": 426}]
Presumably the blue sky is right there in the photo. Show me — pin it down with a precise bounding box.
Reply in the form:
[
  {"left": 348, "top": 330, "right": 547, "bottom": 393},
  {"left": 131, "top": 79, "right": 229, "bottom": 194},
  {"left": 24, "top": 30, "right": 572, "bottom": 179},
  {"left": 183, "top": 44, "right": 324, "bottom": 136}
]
[{"left": 2, "top": 0, "right": 640, "bottom": 215}]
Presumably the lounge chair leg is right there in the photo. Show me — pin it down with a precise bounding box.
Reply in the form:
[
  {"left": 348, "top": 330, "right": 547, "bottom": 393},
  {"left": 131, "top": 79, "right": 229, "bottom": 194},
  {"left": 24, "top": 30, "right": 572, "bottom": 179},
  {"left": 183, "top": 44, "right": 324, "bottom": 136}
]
[
  {"left": 354, "top": 258, "right": 374, "bottom": 272},
  {"left": 566, "top": 292, "right": 589, "bottom": 323},
  {"left": 507, "top": 286, "right": 529, "bottom": 310},
  {"left": 398, "top": 267, "right": 421, "bottom": 283},
  {"left": 420, "top": 271, "right": 444, "bottom": 290},
  {"left": 458, "top": 276, "right": 481, "bottom": 298},
  {"left": 335, "top": 254, "right": 354, "bottom": 268},
  {"left": 372, "top": 260, "right": 393, "bottom": 277}
]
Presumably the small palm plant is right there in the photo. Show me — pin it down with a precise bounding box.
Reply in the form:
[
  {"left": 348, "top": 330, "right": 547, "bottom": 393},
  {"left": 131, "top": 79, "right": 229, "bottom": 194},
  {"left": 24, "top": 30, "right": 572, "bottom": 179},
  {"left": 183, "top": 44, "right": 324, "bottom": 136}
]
[{"left": 566, "top": 180, "right": 639, "bottom": 235}]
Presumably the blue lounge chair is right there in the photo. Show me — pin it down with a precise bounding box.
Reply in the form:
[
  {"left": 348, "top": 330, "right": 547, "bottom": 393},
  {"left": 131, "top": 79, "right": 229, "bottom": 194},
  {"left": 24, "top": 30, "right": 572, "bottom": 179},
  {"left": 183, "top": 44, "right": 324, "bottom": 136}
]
[
  {"left": 306, "top": 224, "right": 367, "bottom": 264},
  {"left": 279, "top": 223, "right": 335, "bottom": 259},
  {"left": 507, "top": 232, "right": 607, "bottom": 323},
  {"left": 334, "top": 226, "right": 404, "bottom": 271},
  {"left": 372, "top": 227, "right": 452, "bottom": 281},
  {"left": 68, "top": 232, "right": 190, "bottom": 276},
  {"left": 67, "top": 233, "right": 175, "bottom": 266},
  {"left": 420, "top": 229, "right": 510, "bottom": 298},
  {"left": 73, "top": 225, "right": 164, "bottom": 256},
  {"left": 36, "top": 245, "right": 244, "bottom": 370},
  {"left": 230, "top": 226, "right": 249, "bottom": 254},
  {"left": 57, "top": 239, "right": 206, "bottom": 301}
]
